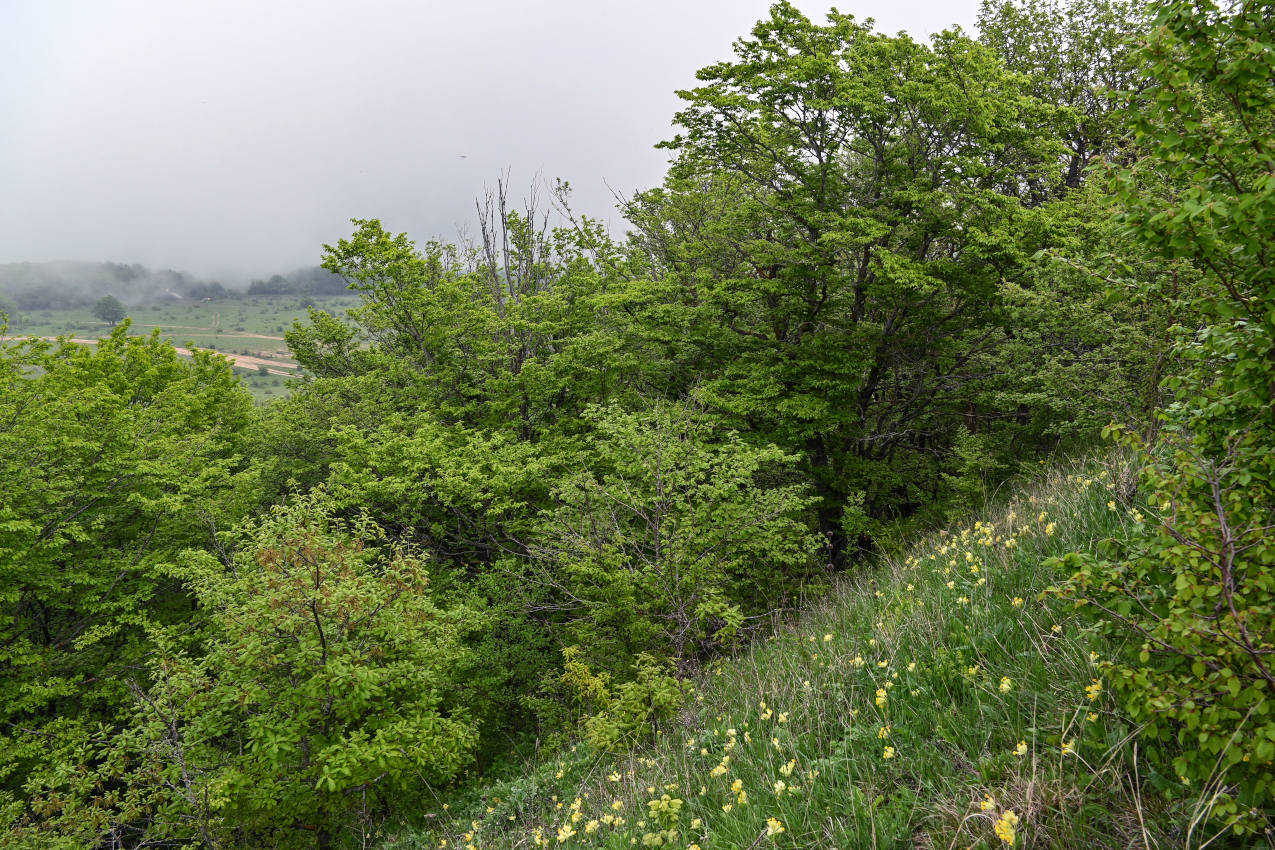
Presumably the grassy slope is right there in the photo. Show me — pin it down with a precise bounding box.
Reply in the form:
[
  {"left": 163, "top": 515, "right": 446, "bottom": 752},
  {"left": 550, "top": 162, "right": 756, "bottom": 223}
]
[{"left": 389, "top": 458, "right": 1202, "bottom": 850}]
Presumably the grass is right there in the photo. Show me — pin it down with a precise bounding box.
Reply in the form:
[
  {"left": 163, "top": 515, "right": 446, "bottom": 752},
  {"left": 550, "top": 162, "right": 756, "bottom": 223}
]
[
  {"left": 385, "top": 457, "right": 1202, "bottom": 850},
  {"left": 3, "top": 295, "right": 360, "bottom": 402}
]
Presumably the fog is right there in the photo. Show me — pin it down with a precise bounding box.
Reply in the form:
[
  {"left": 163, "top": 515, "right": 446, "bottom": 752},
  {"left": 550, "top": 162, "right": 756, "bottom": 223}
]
[{"left": 0, "top": 0, "right": 978, "bottom": 281}]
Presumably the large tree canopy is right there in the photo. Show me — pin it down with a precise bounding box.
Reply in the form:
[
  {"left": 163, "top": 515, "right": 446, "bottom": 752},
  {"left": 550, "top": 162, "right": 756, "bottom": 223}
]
[{"left": 626, "top": 3, "right": 1067, "bottom": 556}]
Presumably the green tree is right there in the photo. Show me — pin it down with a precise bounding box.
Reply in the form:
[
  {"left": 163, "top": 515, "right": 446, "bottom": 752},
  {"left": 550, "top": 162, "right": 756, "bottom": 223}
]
[
  {"left": 528, "top": 401, "right": 821, "bottom": 676},
  {"left": 91, "top": 294, "right": 126, "bottom": 325},
  {"left": 130, "top": 491, "right": 480, "bottom": 849},
  {"left": 0, "top": 325, "right": 257, "bottom": 839},
  {"left": 978, "top": 0, "right": 1144, "bottom": 191},
  {"left": 629, "top": 3, "right": 1067, "bottom": 555}
]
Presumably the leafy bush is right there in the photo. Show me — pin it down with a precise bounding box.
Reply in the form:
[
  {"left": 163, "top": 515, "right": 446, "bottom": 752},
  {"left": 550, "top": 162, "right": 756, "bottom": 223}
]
[
  {"left": 0, "top": 326, "right": 255, "bottom": 840},
  {"left": 559, "top": 648, "right": 687, "bottom": 753},
  {"left": 131, "top": 491, "right": 482, "bottom": 848},
  {"left": 529, "top": 401, "right": 822, "bottom": 677}
]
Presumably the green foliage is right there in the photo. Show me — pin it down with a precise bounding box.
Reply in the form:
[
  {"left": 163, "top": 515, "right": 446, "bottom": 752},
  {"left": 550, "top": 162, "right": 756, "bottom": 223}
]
[
  {"left": 529, "top": 401, "right": 821, "bottom": 676},
  {"left": 0, "top": 325, "right": 256, "bottom": 835},
  {"left": 129, "top": 491, "right": 480, "bottom": 848},
  {"left": 91, "top": 294, "right": 126, "bottom": 325},
  {"left": 978, "top": 0, "right": 1143, "bottom": 190},
  {"left": 1054, "top": 0, "right": 1275, "bottom": 836},
  {"left": 12, "top": 2, "right": 1275, "bottom": 843},
  {"left": 559, "top": 648, "right": 687, "bottom": 753},
  {"left": 631, "top": 2, "right": 1072, "bottom": 553}
]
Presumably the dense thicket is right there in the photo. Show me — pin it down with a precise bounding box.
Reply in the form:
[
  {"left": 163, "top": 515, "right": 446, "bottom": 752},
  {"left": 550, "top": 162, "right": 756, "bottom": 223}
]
[{"left": 1, "top": 0, "right": 1271, "bottom": 846}]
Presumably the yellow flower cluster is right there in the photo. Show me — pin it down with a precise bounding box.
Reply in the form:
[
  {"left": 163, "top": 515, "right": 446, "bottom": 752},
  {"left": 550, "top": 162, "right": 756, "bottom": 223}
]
[{"left": 994, "top": 810, "right": 1019, "bottom": 844}]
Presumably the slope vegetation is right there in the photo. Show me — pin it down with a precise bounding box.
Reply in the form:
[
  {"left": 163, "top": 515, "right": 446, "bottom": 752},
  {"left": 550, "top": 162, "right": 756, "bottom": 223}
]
[{"left": 391, "top": 458, "right": 1199, "bottom": 850}]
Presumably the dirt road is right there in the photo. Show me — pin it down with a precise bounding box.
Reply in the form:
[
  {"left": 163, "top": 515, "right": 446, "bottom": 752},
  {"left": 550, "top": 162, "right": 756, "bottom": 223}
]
[{"left": 25, "top": 337, "right": 298, "bottom": 377}]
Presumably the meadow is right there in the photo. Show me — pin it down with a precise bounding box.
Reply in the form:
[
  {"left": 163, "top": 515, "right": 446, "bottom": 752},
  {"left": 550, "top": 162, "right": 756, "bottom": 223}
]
[{"left": 4, "top": 294, "right": 359, "bottom": 401}]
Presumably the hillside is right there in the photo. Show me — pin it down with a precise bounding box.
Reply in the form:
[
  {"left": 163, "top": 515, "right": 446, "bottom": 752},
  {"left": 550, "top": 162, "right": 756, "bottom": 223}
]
[
  {"left": 3, "top": 1, "right": 1271, "bottom": 846},
  {"left": 395, "top": 459, "right": 1197, "bottom": 850}
]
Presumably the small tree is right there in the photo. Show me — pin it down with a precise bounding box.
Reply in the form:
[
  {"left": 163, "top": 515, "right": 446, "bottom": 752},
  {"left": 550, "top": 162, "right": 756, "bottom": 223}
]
[
  {"left": 531, "top": 401, "right": 821, "bottom": 675},
  {"left": 136, "top": 491, "right": 480, "bottom": 848},
  {"left": 91, "top": 294, "right": 126, "bottom": 325}
]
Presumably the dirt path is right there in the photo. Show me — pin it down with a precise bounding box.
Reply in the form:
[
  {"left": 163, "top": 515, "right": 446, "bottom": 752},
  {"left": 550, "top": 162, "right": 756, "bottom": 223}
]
[
  {"left": 147, "top": 325, "right": 286, "bottom": 341},
  {"left": 27, "top": 337, "right": 298, "bottom": 377}
]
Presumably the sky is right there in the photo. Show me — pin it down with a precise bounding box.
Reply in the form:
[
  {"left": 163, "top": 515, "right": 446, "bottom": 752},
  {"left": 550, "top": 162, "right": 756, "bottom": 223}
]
[{"left": 0, "top": 0, "right": 980, "bottom": 281}]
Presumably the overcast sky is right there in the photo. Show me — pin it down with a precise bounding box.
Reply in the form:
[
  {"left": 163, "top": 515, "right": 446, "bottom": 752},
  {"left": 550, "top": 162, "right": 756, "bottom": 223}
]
[{"left": 0, "top": 0, "right": 980, "bottom": 280}]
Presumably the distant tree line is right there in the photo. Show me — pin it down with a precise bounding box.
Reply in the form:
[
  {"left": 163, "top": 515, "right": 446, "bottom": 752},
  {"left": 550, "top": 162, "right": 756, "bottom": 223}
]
[
  {"left": 0, "top": 262, "right": 350, "bottom": 312},
  {"left": 246, "top": 266, "right": 350, "bottom": 296}
]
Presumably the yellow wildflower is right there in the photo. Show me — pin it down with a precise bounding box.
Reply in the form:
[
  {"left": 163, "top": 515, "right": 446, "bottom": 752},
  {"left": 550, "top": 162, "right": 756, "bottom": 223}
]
[
  {"left": 883, "top": 746, "right": 895, "bottom": 759},
  {"left": 765, "top": 817, "right": 785, "bottom": 837},
  {"left": 999, "top": 677, "right": 1012, "bottom": 693},
  {"left": 1013, "top": 740, "right": 1028, "bottom": 757},
  {"left": 980, "top": 794, "right": 996, "bottom": 811},
  {"left": 994, "top": 810, "right": 1019, "bottom": 845}
]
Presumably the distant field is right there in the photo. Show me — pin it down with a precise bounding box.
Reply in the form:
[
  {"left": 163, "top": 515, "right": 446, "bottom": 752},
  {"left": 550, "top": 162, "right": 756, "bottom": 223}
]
[{"left": 2, "top": 294, "right": 361, "bottom": 403}]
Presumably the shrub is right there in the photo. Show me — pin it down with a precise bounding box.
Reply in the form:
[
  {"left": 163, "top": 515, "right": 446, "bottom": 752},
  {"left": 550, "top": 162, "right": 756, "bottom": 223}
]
[
  {"left": 132, "top": 491, "right": 482, "bottom": 848},
  {"left": 528, "top": 401, "right": 822, "bottom": 677}
]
